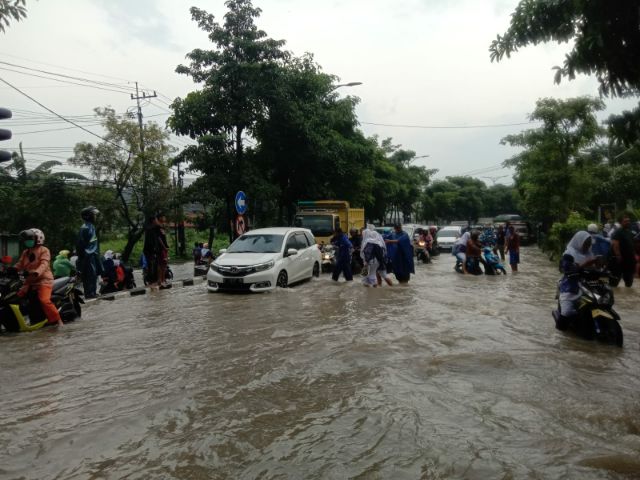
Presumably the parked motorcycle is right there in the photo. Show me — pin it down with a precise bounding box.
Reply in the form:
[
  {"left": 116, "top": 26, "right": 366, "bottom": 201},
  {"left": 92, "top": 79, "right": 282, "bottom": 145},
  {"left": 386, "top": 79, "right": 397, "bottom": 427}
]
[
  {"left": 0, "top": 269, "right": 83, "bottom": 333},
  {"left": 552, "top": 269, "right": 623, "bottom": 347}
]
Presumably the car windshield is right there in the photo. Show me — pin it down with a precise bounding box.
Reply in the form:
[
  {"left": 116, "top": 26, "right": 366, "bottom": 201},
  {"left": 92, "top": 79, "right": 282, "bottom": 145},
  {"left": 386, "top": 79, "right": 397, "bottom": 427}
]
[
  {"left": 437, "top": 230, "right": 459, "bottom": 238},
  {"left": 294, "top": 215, "right": 334, "bottom": 236},
  {"left": 226, "top": 234, "right": 284, "bottom": 253}
]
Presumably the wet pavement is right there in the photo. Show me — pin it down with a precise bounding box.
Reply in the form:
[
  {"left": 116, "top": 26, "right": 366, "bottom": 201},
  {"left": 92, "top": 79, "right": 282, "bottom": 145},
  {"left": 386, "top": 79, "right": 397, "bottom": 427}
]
[{"left": 1, "top": 247, "right": 639, "bottom": 479}]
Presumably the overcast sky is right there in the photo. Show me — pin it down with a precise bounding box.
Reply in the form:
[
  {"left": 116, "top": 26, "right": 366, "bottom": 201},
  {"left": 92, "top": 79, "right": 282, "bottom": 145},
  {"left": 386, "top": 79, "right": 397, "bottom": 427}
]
[{"left": 1, "top": 0, "right": 637, "bottom": 184}]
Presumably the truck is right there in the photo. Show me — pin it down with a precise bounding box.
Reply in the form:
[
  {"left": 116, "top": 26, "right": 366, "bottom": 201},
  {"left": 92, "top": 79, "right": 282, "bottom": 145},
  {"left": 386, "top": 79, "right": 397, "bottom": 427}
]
[{"left": 293, "top": 200, "right": 365, "bottom": 245}]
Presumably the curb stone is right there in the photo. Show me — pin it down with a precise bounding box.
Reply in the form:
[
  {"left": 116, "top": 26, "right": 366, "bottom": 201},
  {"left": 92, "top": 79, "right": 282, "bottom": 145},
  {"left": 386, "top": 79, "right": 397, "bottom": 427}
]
[{"left": 84, "top": 276, "right": 207, "bottom": 308}]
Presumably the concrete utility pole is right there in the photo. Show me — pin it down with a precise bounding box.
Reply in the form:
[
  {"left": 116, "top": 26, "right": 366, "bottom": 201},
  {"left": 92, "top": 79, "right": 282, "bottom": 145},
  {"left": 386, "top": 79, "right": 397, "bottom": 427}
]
[{"left": 130, "top": 82, "right": 157, "bottom": 213}]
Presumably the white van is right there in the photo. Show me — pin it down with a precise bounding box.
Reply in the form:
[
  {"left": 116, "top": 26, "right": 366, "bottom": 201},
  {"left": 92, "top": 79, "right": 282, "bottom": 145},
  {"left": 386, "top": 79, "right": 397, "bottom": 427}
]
[{"left": 436, "top": 226, "right": 462, "bottom": 251}]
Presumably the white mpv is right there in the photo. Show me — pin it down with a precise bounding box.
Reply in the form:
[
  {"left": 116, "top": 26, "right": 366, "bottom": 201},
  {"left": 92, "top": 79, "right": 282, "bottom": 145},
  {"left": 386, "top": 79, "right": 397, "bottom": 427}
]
[{"left": 207, "top": 227, "right": 322, "bottom": 292}]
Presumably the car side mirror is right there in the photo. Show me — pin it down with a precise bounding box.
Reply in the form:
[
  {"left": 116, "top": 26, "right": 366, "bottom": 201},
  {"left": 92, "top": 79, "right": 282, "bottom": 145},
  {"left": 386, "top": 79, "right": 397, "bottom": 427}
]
[
  {"left": 286, "top": 248, "right": 298, "bottom": 257},
  {"left": 219, "top": 249, "right": 227, "bottom": 254}
]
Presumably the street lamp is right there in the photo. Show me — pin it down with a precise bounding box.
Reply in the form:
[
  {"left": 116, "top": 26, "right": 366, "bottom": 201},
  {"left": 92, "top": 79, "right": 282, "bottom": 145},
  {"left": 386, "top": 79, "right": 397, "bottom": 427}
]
[{"left": 331, "top": 81, "right": 363, "bottom": 91}]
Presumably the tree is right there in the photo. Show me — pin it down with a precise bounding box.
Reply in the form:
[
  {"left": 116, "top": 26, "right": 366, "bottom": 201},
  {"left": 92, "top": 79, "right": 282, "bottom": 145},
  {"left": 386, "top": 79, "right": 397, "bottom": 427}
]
[
  {"left": 170, "top": 1, "right": 288, "bottom": 235},
  {"left": 490, "top": 0, "right": 640, "bottom": 97},
  {"left": 501, "top": 97, "right": 604, "bottom": 228},
  {"left": 69, "top": 107, "right": 174, "bottom": 261},
  {"left": 0, "top": 0, "right": 26, "bottom": 33},
  {"left": 254, "top": 54, "right": 377, "bottom": 223},
  {"left": 490, "top": 0, "right": 640, "bottom": 146}
]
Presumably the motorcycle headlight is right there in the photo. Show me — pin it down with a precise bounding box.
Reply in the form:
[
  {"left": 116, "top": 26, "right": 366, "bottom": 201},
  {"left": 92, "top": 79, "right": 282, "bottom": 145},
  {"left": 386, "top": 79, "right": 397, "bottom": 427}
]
[
  {"left": 253, "top": 260, "right": 275, "bottom": 272},
  {"left": 323, "top": 253, "right": 331, "bottom": 260}
]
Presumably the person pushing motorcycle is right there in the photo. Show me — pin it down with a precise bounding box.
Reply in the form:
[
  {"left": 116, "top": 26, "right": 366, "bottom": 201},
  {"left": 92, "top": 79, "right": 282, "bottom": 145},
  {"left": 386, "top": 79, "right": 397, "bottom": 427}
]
[{"left": 14, "top": 228, "right": 63, "bottom": 327}]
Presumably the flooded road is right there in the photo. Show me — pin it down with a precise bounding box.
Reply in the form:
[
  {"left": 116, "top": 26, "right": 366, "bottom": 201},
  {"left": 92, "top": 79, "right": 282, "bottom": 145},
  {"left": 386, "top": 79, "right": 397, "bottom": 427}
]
[{"left": 1, "top": 247, "right": 639, "bottom": 479}]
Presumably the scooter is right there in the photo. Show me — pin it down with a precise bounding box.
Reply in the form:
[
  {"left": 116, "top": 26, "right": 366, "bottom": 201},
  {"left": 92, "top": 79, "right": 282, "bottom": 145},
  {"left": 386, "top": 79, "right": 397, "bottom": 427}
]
[
  {"left": 415, "top": 240, "right": 431, "bottom": 264},
  {"left": 320, "top": 245, "right": 336, "bottom": 273},
  {"left": 0, "top": 269, "right": 83, "bottom": 333},
  {"left": 552, "top": 269, "right": 623, "bottom": 347},
  {"left": 454, "top": 256, "right": 484, "bottom": 275},
  {"left": 483, "top": 247, "right": 507, "bottom": 275}
]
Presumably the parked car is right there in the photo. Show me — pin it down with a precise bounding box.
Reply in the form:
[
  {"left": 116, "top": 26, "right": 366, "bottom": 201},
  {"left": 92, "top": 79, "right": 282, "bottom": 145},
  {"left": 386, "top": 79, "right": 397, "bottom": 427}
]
[
  {"left": 207, "top": 227, "right": 322, "bottom": 292},
  {"left": 436, "top": 226, "right": 462, "bottom": 251}
]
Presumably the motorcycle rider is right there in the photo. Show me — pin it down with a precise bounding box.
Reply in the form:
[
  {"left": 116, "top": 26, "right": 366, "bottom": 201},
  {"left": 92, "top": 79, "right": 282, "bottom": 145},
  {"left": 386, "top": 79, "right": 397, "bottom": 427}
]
[
  {"left": 14, "top": 228, "right": 63, "bottom": 327},
  {"left": 77, "top": 206, "right": 102, "bottom": 299},
  {"left": 52, "top": 250, "right": 75, "bottom": 279},
  {"left": 556, "top": 231, "right": 600, "bottom": 328}
]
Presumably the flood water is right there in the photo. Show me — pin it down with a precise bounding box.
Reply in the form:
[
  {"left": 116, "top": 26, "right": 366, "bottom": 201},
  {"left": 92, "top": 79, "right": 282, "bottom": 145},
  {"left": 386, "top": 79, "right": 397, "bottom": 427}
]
[{"left": 1, "top": 247, "right": 639, "bottom": 479}]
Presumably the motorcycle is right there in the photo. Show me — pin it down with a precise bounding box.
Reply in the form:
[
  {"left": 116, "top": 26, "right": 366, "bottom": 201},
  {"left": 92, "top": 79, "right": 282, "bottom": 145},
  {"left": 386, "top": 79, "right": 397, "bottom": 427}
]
[
  {"left": 552, "top": 269, "right": 623, "bottom": 347},
  {"left": 0, "top": 269, "right": 83, "bottom": 333},
  {"left": 483, "top": 248, "right": 507, "bottom": 275},
  {"left": 320, "top": 245, "right": 336, "bottom": 273},
  {"left": 415, "top": 240, "right": 431, "bottom": 264},
  {"left": 454, "top": 256, "right": 484, "bottom": 275}
]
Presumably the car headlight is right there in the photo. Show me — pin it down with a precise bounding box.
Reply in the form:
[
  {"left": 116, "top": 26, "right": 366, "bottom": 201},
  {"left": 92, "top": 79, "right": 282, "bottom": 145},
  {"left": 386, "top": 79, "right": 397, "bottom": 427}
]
[
  {"left": 210, "top": 263, "right": 220, "bottom": 273},
  {"left": 253, "top": 260, "right": 275, "bottom": 272}
]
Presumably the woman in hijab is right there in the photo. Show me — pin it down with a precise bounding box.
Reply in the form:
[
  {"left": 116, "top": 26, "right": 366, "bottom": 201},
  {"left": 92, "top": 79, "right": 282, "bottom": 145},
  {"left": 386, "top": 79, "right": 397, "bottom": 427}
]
[
  {"left": 101, "top": 250, "right": 117, "bottom": 294},
  {"left": 361, "top": 226, "right": 388, "bottom": 287},
  {"left": 452, "top": 232, "right": 471, "bottom": 274},
  {"left": 557, "top": 231, "right": 599, "bottom": 322}
]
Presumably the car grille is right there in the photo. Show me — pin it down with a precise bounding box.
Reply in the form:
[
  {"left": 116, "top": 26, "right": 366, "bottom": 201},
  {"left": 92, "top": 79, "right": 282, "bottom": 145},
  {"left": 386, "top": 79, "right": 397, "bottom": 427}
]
[{"left": 212, "top": 265, "right": 255, "bottom": 277}]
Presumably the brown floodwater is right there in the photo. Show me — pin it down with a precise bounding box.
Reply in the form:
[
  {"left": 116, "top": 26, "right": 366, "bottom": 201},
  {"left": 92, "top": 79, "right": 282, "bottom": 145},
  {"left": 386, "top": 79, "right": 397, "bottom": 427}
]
[{"left": 1, "top": 247, "right": 639, "bottom": 479}]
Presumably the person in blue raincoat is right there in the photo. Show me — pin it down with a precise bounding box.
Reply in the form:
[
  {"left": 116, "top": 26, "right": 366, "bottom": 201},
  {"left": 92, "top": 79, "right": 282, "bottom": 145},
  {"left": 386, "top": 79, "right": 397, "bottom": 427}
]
[
  {"left": 385, "top": 224, "right": 415, "bottom": 283},
  {"left": 76, "top": 206, "right": 102, "bottom": 299},
  {"left": 330, "top": 228, "right": 353, "bottom": 281}
]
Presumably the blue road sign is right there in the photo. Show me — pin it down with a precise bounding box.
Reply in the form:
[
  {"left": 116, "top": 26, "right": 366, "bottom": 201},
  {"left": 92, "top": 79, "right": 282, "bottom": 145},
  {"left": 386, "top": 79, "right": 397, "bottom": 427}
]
[{"left": 235, "top": 191, "right": 247, "bottom": 215}]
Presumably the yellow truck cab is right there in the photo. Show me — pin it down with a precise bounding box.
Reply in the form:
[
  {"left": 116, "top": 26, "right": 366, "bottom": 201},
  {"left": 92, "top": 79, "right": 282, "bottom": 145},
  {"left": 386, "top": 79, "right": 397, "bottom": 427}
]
[{"left": 294, "top": 200, "right": 365, "bottom": 245}]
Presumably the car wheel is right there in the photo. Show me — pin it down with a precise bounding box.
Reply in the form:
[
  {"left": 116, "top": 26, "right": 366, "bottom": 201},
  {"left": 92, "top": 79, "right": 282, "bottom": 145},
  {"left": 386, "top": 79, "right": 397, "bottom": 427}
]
[
  {"left": 312, "top": 262, "right": 320, "bottom": 278},
  {"left": 276, "top": 270, "right": 288, "bottom": 288}
]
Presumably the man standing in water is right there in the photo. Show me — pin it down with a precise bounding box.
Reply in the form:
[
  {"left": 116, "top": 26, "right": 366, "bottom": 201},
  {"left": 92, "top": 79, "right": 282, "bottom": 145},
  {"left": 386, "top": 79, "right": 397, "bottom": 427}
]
[
  {"left": 610, "top": 214, "right": 636, "bottom": 287},
  {"left": 385, "top": 224, "right": 415, "bottom": 283},
  {"left": 77, "top": 206, "right": 102, "bottom": 299},
  {"left": 331, "top": 228, "right": 353, "bottom": 282}
]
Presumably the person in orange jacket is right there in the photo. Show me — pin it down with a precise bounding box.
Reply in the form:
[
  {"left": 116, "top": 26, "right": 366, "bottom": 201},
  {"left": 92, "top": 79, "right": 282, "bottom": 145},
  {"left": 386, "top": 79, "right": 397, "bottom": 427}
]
[{"left": 14, "top": 228, "right": 63, "bottom": 327}]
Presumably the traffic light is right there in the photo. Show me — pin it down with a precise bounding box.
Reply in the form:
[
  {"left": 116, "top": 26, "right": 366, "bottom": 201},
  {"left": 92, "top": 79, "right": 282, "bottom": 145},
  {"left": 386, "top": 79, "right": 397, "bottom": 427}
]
[{"left": 0, "top": 108, "right": 12, "bottom": 163}]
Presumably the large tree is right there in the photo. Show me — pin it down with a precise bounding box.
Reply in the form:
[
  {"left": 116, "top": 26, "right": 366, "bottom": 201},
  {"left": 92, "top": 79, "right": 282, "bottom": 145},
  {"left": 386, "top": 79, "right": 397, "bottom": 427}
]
[
  {"left": 490, "top": 0, "right": 640, "bottom": 146},
  {"left": 170, "top": 1, "right": 288, "bottom": 233},
  {"left": 69, "top": 107, "right": 174, "bottom": 261},
  {"left": 254, "top": 54, "right": 376, "bottom": 223},
  {"left": 501, "top": 96, "right": 604, "bottom": 227}
]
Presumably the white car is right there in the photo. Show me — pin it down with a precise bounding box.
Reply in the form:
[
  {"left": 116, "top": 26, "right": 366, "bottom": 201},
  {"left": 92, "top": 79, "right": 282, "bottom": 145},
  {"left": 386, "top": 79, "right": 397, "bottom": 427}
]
[
  {"left": 436, "top": 226, "right": 462, "bottom": 251},
  {"left": 207, "top": 227, "right": 322, "bottom": 292}
]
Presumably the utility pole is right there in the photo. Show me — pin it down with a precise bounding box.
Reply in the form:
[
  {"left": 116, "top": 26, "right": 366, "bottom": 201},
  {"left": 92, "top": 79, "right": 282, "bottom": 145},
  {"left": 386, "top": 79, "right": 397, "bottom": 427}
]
[{"left": 130, "top": 82, "right": 157, "bottom": 214}]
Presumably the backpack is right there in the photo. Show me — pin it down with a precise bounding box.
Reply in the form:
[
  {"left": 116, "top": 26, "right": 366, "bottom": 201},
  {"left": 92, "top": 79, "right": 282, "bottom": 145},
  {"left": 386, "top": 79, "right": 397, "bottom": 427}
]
[{"left": 115, "top": 264, "right": 125, "bottom": 284}]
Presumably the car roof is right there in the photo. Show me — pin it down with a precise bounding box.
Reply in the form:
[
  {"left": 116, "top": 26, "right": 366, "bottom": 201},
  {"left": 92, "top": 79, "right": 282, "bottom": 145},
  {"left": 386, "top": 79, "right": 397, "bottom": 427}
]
[
  {"left": 241, "top": 227, "right": 311, "bottom": 236},
  {"left": 440, "top": 226, "right": 462, "bottom": 231}
]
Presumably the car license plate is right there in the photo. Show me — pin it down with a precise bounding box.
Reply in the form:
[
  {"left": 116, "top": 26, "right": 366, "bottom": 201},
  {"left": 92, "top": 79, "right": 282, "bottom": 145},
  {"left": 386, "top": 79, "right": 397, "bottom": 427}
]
[{"left": 223, "top": 278, "right": 243, "bottom": 285}]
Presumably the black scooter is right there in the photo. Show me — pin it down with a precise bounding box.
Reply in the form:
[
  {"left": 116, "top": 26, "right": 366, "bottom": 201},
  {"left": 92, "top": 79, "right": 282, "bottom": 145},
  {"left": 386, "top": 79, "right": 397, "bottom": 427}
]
[
  {"left": 0, "top": 269, "right": 83, "bottom": 333},
  {"left": 552, "top": 269, "right": 623, "bottom": 347}
]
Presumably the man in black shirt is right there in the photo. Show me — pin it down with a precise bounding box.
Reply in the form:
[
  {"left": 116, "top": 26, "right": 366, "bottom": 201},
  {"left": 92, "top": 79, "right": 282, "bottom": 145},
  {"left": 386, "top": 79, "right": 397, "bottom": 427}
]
[{"left": 611, "top": 214, "right": 637, "bottom": 287}]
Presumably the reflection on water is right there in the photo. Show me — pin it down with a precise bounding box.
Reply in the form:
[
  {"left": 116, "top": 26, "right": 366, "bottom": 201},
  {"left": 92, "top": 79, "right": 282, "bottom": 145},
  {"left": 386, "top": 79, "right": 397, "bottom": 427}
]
[{"left": 1, "top": 247, "right": 639, "bottom": 479}]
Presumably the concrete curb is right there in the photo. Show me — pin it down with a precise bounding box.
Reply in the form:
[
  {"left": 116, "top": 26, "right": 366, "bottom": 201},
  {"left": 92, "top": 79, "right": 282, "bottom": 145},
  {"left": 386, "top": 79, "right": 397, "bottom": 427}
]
[{"left": 84, "top": 276, "right": 207, "bottom": 307}]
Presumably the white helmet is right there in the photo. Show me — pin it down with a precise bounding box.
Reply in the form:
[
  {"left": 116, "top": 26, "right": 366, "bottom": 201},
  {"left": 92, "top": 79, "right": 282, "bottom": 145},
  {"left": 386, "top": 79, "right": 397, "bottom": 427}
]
[
  {"left": 587, "top": 223, "right": 598, "bottom": 233},
  {"left": 31, "top": 228, "right": 45, "bottom": 245}
]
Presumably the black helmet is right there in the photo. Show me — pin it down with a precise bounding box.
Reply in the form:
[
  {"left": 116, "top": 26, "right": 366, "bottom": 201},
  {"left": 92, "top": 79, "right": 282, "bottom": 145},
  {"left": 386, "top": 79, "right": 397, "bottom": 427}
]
[{"left": 81, "top": 206, "right": 99, "bottom": 222}]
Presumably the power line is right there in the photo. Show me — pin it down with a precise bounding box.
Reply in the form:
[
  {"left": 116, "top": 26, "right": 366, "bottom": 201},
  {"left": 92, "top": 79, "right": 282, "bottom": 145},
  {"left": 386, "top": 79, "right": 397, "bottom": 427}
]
[
  {"left": 0, "top": 50, "right": 133, "bottom": 83},
  {"left": 0, "top": 76, "right": 131, "bottom": 153},
  {"left": 361, "top": 120, "right": 540, "bottom": 130}
]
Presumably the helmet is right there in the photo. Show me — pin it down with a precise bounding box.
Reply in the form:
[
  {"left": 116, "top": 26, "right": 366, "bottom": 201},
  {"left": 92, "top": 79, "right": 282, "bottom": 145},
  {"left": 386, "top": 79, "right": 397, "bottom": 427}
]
[
  {"left": 81, "top": 206, "right": 100, "bottom": 222},
  {"left": 32, "top": 228, "right": 45, "bottom": 245},
  {"left": 59, "top": 250, "right": 70, "bottom": 257},
  {"left": 20, "top": 228, "right": 45, "bottom": 246},
  {"left": 587, "top": 223, "right": 598, "bottom": 233}
]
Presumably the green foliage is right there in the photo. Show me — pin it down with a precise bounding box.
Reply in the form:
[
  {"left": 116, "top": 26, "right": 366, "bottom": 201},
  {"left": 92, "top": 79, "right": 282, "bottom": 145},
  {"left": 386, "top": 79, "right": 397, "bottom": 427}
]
[
  {"left": 421, "top": 177, "right": 517, "bottom": 223},
  {"left": 545, "top": 211, "right": 590, "bottom": 257},
  {"left": 69, "top": 107, "right": 174, "bottom": 261},
  {"left": 490, "top": 0, "right": 640, "bottom": 97},
  {"left": 501, "top": 97, "right": 604, "bottom": 226},
  {"left": 0, "top": 0, "right": 26, "bottom": 33}
]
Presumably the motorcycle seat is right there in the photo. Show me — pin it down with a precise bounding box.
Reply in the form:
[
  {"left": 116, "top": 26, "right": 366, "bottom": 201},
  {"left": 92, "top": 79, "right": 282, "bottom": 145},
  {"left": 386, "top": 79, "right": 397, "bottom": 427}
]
[{"left": 52, "top": 276, "right": 71, "bottom": 293}]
